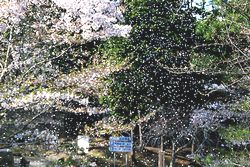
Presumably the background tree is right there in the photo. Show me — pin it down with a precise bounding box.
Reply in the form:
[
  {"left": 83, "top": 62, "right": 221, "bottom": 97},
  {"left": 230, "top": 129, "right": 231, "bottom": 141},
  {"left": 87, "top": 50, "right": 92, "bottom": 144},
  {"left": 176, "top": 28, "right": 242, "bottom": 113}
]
[
  {"left": 100, "top": 0, "right": 249, "bottom": 165},
  {"left": 193, "top": 0, "right": 249, "bottom": 87},
  {"left": 103, "top": 0, "right": 202, "bottom": 119}
]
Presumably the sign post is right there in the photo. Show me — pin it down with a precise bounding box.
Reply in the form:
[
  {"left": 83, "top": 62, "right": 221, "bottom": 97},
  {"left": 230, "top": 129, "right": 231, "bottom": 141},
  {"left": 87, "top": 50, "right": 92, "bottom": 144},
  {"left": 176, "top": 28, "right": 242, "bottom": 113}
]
[
  {"left": 113, "top": 152, "right": 116, "bottom": 167},
  {"left": 109, "top": 136, "right": 133, "bottom": 167},
  {"left": 125, "top": 153, "right": 128, "bottom": 167}
]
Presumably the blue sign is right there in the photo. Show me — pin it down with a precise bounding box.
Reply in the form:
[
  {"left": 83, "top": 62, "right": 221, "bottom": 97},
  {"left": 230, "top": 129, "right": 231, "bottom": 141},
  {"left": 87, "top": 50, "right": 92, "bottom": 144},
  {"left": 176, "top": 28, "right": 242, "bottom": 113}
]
[
  {"left": 109, "top": 146, "right": 132, "bottom": 152},
  {"left": 109, "top": 141, "right": 132, "bottom": 147},
  {"left": 109, "top": 136, "right": 133, "bottom": 153},
  {"left": 109, "top": 137, "right": 132, "bottom": 141}
]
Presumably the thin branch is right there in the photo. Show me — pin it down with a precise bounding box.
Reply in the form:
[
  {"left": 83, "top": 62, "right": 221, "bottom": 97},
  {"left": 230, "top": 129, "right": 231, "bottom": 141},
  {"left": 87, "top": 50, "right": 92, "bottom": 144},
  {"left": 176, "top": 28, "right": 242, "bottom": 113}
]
[
  {"left": 226, "top": 27, "right": 248, "bottom": 57},
  {"left": 0, "top": 27, "right": 13, "bottom": 82},
  {"left": 5, "top": 109, "right": 48, "bottom": 140},
  {"left": 225, "top": 27, "right": 249, "bottom": 74},
  {"left": 216, "top": 55, "right": 250, "bottom": 67},
  {"left": 0, "top": 61, "right": 4, "bottom": 71},
  {"left": 193, "top": 43, "right": 228, "bottom": 49},
  {"left": 156, "top": 57, "right": 250, "bottom": 76},
  {"left": 224, "top": 2, "right": 250, "bottom": 21},
  {"left": 175, "top": 142, "right": 190, "bottom": 153},
  {"left": 19, "top": 44, "right": 73, "bottom": 84},
  {"left": 197, "top": 89, "right": 227, "bottom": 97}
]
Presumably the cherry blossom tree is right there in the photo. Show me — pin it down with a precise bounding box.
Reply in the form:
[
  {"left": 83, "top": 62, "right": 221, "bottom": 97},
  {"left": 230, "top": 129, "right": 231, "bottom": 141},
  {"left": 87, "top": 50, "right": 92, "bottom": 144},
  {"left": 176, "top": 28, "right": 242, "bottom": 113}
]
[{"left": 0, "top": 0, "right": 131, "bottom": 141}]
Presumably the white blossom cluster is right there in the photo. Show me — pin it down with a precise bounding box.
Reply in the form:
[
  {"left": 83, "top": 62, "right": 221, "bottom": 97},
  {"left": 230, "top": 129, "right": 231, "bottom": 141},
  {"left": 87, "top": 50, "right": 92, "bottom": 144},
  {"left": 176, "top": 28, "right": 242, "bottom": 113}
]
[
  {"left": 0, "top": 0, "right": 42, "bottom": 30},
  {"left": 0, "top": 0, "right": 130, "bottom": 114},
  {"left": 0, "top": 0, "right": 27, "bottom": 26},
  {"left": 52, "top": 0, "right": 131, "bottom": 41},
  {"left": 1, "top": 90, "right": 89, "bottom": 110},
  {"left": 0, "top": 64, "right": 115, "bottom": 115},
  {"left": 190, "top": 108, "right": 249, "bottom": 130},
  {"left": 0, "top": 0, "right": 131, "bottom": 42},
  {"left": 14, "top": 129, "right": 58, "bottom": 145},
  {"left": 204, "top": 83, "right": 227, "bottom": 91},
  {"left": 191, "top": 109, "right": 219, "bottom": 129}
]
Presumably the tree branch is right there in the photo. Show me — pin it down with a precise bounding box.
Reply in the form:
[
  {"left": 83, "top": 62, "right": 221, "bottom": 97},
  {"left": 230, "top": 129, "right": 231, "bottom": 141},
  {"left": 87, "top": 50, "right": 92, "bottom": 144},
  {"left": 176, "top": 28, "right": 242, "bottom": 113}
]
[
  {"left": 5, "top": 109, "right": 48, "bottom": 140},
  {"left": 0, "top": 27, "right": 13, "bottom": 83},
  {"left": 19, "top": 44, "right": 73, "bottom": 84}
]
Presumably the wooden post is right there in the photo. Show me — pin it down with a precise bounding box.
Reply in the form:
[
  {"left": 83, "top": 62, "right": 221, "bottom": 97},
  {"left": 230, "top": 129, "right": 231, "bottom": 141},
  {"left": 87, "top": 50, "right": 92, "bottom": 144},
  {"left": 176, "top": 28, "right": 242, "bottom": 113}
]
[
  {"left": 161, "top": 135, "right": 165, "bottom": 167},
  {"left": 113, "top": 153, "right": 116, "bottom": 167},
  {"left": 169, "top": 141, "right": 176, "bottom": 167},
  {"left": 191, "top": 138, "right": 195, "bottom": 154},
  {"left": 158, "top": 151, "right": 163, "bottom": 167},
  {"left": 125, "top": 153, "right": 128, "bottom": 167},
  {"left": 158, "top": 135, "right": 165, "bottom": 167}
]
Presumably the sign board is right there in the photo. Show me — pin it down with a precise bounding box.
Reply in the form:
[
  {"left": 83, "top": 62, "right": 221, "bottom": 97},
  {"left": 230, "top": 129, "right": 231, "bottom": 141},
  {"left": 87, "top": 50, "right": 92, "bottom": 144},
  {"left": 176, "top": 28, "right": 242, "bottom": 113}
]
[
  {"left": 77, "top": 135, "right": 90, "bottom": 154},
  {"left": 109, "top": 136, "right": 132, "bottom": 153}
]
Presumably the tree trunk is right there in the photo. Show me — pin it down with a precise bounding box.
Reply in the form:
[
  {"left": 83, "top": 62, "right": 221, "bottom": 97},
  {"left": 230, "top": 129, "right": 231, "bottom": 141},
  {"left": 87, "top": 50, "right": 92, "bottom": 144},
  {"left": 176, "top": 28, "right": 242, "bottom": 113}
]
[
  {"left": 131, "top": 129, "right": 136, "bottom": 166},
  {"left": 169, "top": 141, "right": 176, "bottom": 167},
  {"left": 158, "top": 135, "right": 165, "bottom": 167},
  {"left": 138, "top": 111, "right": 142, "bottom": 148}
]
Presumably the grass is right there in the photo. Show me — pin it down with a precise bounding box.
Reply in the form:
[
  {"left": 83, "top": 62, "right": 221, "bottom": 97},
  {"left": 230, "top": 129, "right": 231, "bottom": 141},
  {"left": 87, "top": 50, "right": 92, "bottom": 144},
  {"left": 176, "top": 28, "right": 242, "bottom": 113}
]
[
  {"left": 202, "top": 125, "right": 250, "bottom": 166},
  {"left": 202, "top": 149, "right": 250, "bottom": 167},
  {"left": 218, "top": 125, "right": 250, "bottom": 142},
  {"left": 234, "top": 97, "right": 250, "bottom": 112},
  {"left": 190, "top": 53, "right": 222, "bottom": 70}
]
